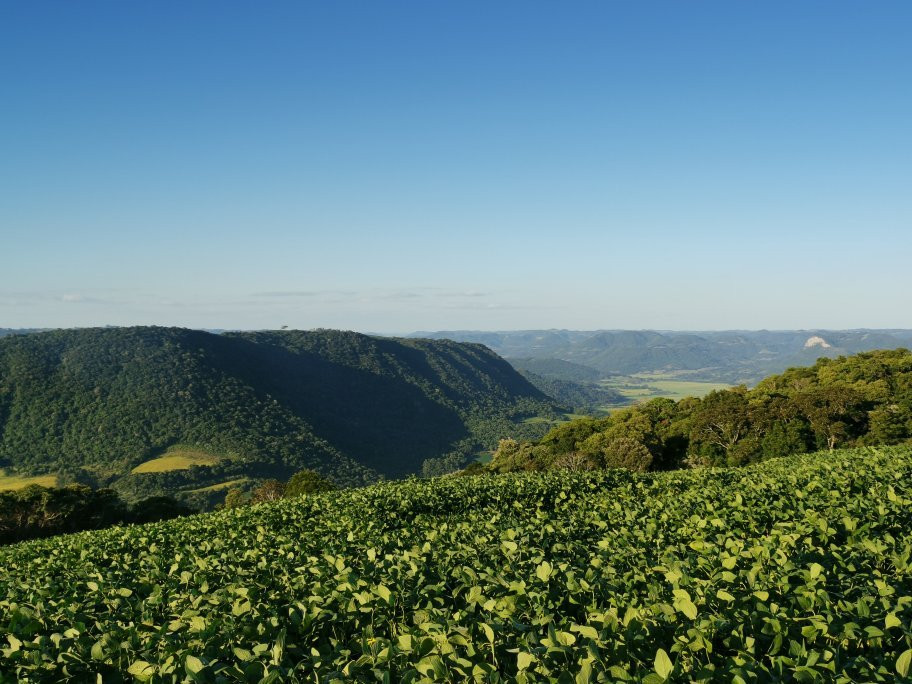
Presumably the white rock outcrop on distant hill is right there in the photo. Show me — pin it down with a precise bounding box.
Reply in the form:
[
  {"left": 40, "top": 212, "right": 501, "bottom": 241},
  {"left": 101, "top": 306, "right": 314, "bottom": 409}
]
[{"left": 804, "top": 336, "right": 832, "bottom": 349}]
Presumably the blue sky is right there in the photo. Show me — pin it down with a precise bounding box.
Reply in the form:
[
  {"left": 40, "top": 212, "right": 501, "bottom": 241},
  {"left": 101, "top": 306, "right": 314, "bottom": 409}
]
[{"left": 2, "top": 2, "right": 910, "bottom": 332}]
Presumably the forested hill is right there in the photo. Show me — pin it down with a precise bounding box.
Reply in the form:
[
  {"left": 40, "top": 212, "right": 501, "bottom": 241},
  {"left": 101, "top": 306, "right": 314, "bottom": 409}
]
[{"left": 0, "top": 327, "right": 557, "bottom": 505}]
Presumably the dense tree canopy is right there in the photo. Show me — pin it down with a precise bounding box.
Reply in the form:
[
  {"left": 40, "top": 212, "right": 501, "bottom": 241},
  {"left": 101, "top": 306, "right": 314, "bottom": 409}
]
[
  {"left": 488, "top": 349, "right": 912, "bottom": 473},
  {"left": 0, "top": 484, "right": 192, "bottom": 545},
  {"left": 285, "top": 468, "right": 336, "bottom": 497}
]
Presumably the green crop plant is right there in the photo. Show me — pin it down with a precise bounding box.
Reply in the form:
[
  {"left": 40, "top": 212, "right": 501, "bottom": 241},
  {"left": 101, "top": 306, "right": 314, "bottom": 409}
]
[{"left": 2, "top": 447, "right": 912, "bottom": 681}]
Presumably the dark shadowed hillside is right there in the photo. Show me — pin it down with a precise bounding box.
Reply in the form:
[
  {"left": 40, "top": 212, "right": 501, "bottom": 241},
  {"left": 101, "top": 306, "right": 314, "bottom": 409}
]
[
  {"left": 507, "top": 357, "right": 604, "bottom": 383},
  {"left": 506, "top": 358, "right": 623, "bottom": 412},
  {"left": 0, "top": 327, "right": 558, "bottom": 506}
]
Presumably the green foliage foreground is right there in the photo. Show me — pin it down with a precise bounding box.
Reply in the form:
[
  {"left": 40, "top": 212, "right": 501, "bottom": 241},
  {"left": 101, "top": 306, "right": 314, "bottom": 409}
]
[{"left": 2, "top": 447, "right": 912, "bottom": 682}]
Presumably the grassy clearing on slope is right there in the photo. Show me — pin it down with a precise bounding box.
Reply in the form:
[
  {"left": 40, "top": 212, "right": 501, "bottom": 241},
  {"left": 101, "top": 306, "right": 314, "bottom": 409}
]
[
  {"left": 3, "top": 447, "right": 912, "bottom": 681},
  {"left": 185, "top": 478, "right": 248, "bottom": 493},
  {"left": 473, "top": 450, "right": 493, "bottom": 464},
  {"left": 522, "top": 412, "right": 591, "bottom": 425},
  {"left": 131, "top": 448, "right": 221, "bottom": 474},
  {"left": 0, "top": 469, "right": 57, "bottom": 491}
]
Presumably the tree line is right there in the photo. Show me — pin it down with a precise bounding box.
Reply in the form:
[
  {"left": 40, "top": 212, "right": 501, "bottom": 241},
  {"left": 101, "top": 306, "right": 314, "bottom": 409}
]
[
  {"left": 485, "top": 349, "right": 912, "bottom": 474},
  {"left": 0, "top": 485, "right": 193, "bottom": 545},
  {"left": 220, "top": 468, "right": 336, "bottom": 508},
  {"left": 1, "top": 468, "right": 337, "bottom": 545}
]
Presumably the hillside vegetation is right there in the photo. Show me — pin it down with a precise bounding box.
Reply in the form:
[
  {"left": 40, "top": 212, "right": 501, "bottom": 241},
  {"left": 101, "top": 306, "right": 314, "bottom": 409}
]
[
  {"left": 514, "top": 370, "right": 624, "bottom": 414},
  {"left": 1, "top": 447, "right": 911, "bottom": 681},
  {"left": 507, "top": 357, "right": 604, "bottom": 383},
  {"left": 0, "top": 327, "right": 557, "bottom": 505},
  {"left": 488, "top": 349, "right": 912, "bottom": 474}
]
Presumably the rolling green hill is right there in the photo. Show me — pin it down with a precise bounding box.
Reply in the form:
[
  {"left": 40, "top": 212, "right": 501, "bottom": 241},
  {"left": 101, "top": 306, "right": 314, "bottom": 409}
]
[
  {"left": 0, "top": 327, "right": 558, "bottom": 505},
  {"left": 2, "top": 446, "right": 910, "bottom": 681}
]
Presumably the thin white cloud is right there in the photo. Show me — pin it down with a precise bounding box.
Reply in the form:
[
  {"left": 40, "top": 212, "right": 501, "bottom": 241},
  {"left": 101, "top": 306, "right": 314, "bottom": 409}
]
[
  {"left": 250, "top": 290, "right": 358, "bottom": 299},
  {"left": 251, "top": 291, "right": 322, "bottom": 298},
  {"left": 436, "top": 290, "right": 491, "bottom": 299}
]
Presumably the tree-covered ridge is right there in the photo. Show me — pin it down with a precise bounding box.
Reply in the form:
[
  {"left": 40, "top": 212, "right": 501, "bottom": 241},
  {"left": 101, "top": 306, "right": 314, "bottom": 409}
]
[
  {"left": 1, "top": 446, "right": 911, "bottom": 680},
  {"left": 0, "top": 327, "right": 360, "bottom": 486},
  {"left": 515, "top": 370, "right": 624, "bottom": 413},
  {"left": 506, "top": 357, "right": 604, "bottom": 383},
  {"left": 489, "top": 348, "right": 912, "bottom": 473},
  {"left": 228, "top": 329, "right": 549, "bottom": 415},
  {"left": 0, "top": 327, "right": 558, "bottom": 504}
]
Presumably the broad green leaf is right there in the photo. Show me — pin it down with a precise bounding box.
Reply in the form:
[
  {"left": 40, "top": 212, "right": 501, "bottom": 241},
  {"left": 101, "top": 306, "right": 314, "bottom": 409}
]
[
  {"left": 897, "top": 649, "right": 911, "bottom": 678},
  {"left": 481, "top": 623, "right": 495, "bottom": 643},
  {"left": 572, "top": 624, "right": 600, "bottom": 640},
  {"left": 654, "top": 648, "right": 674, "bottom": 680},
  {"left": 416, "top": 655, "right": 445, "bottom": 678},
  {"left": 233, "top": 647, "right": 252, "bottom": 661},
  {"left": 127, "top": 660, "right": 155, "bottom": 681},
  {"left": 185, "top": 655, "right": 205, "bottom": 674},
  {"left": 675, "top": 598, "right": 698, "bottom": 620},
  {"left": 555, "top": 631, "right": 576, "bottom": 646},
  {"left": 536, "top": 561, "right": 552, "bottom": 581},
  {"left": 576, "top": 658, "right": 593, "bottom": 683}
]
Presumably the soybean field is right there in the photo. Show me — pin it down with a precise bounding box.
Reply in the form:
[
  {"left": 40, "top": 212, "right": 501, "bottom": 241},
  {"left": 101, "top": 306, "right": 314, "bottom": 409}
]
[{"left": 2, "top": 447, "right": 912, "bottom": 682}]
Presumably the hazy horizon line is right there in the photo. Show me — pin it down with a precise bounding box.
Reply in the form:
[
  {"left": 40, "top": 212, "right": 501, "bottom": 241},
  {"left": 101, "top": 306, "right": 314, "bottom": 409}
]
[{"left": 5, "top": 324, "right": 912, "bottom": 336}]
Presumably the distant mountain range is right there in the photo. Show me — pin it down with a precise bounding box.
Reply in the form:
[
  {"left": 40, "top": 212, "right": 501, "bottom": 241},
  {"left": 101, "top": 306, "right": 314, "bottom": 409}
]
[
  {"left": 0, "top": 327, "right": 558, "bottom": 506},
  {"left": 411, "top": 329, "right": 912, "bottom": 383}
]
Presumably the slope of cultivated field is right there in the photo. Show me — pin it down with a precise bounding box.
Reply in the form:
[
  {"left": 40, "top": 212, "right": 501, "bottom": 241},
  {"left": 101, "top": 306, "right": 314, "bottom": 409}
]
[{"left": 2, "top": 448, "right": 912, "bottom": 681}]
